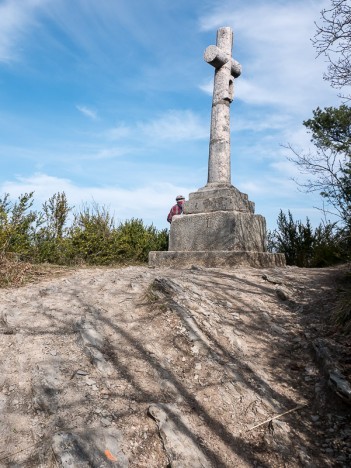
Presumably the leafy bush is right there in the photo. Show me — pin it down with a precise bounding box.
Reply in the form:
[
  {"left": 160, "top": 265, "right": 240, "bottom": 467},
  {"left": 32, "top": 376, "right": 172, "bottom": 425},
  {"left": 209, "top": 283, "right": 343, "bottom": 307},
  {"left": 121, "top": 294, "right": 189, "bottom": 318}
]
[
  {"left": 0, "top": 192, "right": 38, "bottom": 260},
  {"left": 0, "top": 192, "right": 168, "bottom": 267},
  {"left": 34, "top": 192, "right": 73, "bottom": 264},
  {"left": 69, "top": 203, "right": 118, "bottom": 265},
  {"left": 116, "top": 218, "right": 168, "bottom": 262},
  {"left": 268, "top": 210, "right": 345, "bottom": 267}
]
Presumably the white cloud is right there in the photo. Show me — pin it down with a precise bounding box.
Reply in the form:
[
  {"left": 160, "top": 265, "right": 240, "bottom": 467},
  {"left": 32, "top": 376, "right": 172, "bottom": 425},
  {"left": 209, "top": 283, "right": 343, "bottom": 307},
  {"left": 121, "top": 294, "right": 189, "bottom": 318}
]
[
  {"left": 106, "top": 110, "right": 208, "bottom": 143},
  {"left": 0, "top": 0, "right": 49, "bottom": 62},
  {"left": 106, "top": 124, "right": 132, "bottom": 140},
  {"left": 200, "top": 77, "right": 292, "bottom": 107},
  {"left": 0, "top": 173, "right": 195, "bottom": 228},
  {"left": 235, "top": 79, "right": 283, "bottom": 107},
  {"left": 76, "top": 105, "right": 98, "bottom": 120},
  {"left": 233, "top": 112, "right": 292, "bottom": 133},
  {"left": 199, "top": 0, "right": 337, "bottom": 111},
  {"left": 139, "top": 110, "right": 207, "bottom": 141},
  {"left": 199, "top": 79, "right": 212, "bottom": 95}
]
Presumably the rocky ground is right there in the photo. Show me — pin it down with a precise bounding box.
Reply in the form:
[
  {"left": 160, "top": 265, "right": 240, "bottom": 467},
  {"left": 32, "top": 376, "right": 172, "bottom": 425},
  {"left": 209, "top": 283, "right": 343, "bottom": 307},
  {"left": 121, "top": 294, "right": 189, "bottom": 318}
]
[{"left": 0, "top": 264, "right": 350, "bottom": 467}]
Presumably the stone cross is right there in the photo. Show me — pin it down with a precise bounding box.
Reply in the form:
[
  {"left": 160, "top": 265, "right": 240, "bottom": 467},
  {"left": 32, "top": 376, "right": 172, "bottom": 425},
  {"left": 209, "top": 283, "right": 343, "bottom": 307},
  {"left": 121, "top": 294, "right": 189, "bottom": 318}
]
[{"left": 204, "top": 27, "right": 241, "bottom": 187}]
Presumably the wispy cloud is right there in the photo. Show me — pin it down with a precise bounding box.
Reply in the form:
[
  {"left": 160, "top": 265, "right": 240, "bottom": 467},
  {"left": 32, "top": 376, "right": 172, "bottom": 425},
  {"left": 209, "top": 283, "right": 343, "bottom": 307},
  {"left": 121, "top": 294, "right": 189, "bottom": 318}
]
[
  {"left": 0, "top": 0, "right": 49, "bottom": 63},
  {"left": 0, "top": 173, "right": 195, "bottom": 226},
  {"left": 200, "top": 77, "right": 284, "bottom": 107},
  {"left": 233, "top": 112, "right": 292, "bottom": 133},
  {"left": 106, "top": 110, "right": 208, "bottom": 143},
  {"left": 199, "top": 0, "right": 336, "bottom": 111},
  {"left": 76, "top": 105, "right": 98, "bottom": 120},
  {"left": 139, "top": 110, "right": 207, "bottom": 141},
  {"left": 106, "top": 124, "right": 132, "bottom": 140}
]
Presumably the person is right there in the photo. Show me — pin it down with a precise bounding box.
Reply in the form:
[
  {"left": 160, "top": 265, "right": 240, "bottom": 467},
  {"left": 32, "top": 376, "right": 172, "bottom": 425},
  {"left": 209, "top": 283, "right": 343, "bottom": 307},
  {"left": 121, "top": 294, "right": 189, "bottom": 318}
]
[{"left": 167, "top": 195, "right": 185, "bottom": 223}]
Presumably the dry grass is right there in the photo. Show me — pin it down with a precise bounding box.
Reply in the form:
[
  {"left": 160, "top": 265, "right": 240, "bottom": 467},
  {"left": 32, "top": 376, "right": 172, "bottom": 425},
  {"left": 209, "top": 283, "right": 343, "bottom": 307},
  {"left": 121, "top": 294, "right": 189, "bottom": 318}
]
[{"left": 0, "top": 253, "right": 73, "bottom": 288}]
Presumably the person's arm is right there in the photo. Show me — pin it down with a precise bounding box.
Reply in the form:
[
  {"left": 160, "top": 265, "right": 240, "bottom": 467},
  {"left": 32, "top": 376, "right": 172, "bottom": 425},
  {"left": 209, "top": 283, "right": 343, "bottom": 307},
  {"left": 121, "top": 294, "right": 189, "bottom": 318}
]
[{"left": 167, "top": 207, "right": 173, "bottom": 223}]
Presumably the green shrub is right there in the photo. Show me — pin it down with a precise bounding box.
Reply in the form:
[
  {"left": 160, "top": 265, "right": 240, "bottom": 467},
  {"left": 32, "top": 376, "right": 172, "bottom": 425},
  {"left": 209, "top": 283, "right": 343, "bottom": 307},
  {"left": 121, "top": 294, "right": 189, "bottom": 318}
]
[
  {"left": 69, "top": 203, "right": 119, "bottom": 265},
  {"left": 0, "top": 192, "right": 38, "bottom": 260},
  {"left": 268, "top": 210, "right": 346, "bottom": 267},
  {"left": 0, "top": 192, "right": 168, "bottom": 267},
  {"left": 116, "top": 218, "right": 168, "bottom": 262}
]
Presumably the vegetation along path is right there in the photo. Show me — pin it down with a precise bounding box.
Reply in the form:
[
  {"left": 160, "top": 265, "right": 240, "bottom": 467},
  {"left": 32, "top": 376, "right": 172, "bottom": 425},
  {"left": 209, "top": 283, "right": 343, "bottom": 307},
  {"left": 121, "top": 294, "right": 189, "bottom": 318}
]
[{"left": 0, "top": 264, "right": 350, "bottom": 467}]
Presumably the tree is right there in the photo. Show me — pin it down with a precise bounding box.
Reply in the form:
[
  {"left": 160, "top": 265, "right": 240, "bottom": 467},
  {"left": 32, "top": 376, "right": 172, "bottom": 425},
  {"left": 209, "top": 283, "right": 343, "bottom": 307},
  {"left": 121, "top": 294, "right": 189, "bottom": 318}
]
[
  {"left": 268, "top": 210, "right": 343, "bottom": 267},
  {"left": 313, "top": 0, "right": 351, "bottom": 96},
  {"left": 268, "top": 210, "right": 314, "bottom": 266},
  {"left": 41, "top": 192, "right": 72, "bottom": 239},
  {"left": 287, "top": 105, "right": 351, "bottom": 234}
]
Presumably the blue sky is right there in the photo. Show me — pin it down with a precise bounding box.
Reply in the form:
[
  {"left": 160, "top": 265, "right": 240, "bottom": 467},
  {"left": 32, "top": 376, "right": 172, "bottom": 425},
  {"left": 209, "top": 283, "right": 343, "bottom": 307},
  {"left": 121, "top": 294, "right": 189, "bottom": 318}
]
[{"left": 0, "top": 0, "right": 345, "bottom": 231}]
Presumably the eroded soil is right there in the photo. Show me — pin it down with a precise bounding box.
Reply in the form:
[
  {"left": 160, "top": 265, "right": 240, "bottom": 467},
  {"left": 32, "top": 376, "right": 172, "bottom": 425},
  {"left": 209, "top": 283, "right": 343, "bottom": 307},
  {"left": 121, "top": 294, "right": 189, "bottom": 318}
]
[{"left": 0, "top": 264, "right": 350, "bottom": 467}]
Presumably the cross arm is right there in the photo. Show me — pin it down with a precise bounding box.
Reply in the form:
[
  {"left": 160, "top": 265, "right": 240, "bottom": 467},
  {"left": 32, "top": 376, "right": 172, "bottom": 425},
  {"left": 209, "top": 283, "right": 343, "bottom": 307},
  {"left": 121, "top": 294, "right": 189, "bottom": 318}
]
[{"left": 204, "top": 45, "right": 242, "bottom": 78}]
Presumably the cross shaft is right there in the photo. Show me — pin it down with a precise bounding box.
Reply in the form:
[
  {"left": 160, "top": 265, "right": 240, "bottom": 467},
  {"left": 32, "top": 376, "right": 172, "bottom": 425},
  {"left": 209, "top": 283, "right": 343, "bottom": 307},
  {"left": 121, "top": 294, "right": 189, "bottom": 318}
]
[{"left": 204, "top": 27, "right": 241, "bottom": 187}]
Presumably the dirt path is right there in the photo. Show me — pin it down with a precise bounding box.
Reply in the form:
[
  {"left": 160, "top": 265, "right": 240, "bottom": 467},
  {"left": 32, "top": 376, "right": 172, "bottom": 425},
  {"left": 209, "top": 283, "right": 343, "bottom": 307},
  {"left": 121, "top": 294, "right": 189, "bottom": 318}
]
[{"left": 0, "top": 265, "right": 350, "bottom": 467}]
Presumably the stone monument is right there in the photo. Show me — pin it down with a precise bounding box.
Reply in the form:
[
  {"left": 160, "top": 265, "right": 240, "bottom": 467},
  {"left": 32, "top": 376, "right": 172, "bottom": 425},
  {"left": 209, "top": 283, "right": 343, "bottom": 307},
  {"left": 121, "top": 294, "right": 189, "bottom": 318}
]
[{"left": 149, "top": 27, "right": 285, "bottom": 268}]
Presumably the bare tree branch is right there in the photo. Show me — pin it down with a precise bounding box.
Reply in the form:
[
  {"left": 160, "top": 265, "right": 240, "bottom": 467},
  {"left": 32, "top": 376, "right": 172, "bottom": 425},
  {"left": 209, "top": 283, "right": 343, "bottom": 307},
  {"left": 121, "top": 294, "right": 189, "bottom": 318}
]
[{"left": 313, "top": 0, "right": 351, "bottom": 95}]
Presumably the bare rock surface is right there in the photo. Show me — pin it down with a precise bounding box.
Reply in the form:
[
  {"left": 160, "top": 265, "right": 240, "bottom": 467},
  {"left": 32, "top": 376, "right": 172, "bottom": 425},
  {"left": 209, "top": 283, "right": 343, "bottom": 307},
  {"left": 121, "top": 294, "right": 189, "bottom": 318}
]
[
  {"left": 148, "top": 403, "right": 212, "bottom": 467},
  {"left": 52, "top": 427, "right": 128, "bottom": 467},
  {"left": 0, "top": 265, "right": 350, "bottom": 467}
]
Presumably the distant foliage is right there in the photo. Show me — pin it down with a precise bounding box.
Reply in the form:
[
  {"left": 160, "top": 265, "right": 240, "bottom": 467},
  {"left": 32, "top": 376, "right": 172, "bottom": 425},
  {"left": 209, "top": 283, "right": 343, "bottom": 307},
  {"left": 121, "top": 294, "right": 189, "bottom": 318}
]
[
  {"left": 268, "top": 210, "right": 346, "bottom": 267},
  {"left": 313, "top": 0, "right": 351, "bottom": 94},
  {"left": 287, "top": 105, "right": 351, "bottom": 250},
  {"left": 0, "top": 192, "right": 168, "bottom": 266},
  {"left": 0, "top": 192, "right": 38, "bottom": 260}
]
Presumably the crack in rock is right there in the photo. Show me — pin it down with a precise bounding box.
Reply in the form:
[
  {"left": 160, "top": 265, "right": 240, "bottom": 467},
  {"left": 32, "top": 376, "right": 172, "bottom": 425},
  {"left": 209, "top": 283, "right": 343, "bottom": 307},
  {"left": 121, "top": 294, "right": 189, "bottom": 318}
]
[
  {"left": 76, "top": 316, "right": 114, "bottom": 376},
  {"left": 148, "top": 403, "right": 212, "bottom": 468}
]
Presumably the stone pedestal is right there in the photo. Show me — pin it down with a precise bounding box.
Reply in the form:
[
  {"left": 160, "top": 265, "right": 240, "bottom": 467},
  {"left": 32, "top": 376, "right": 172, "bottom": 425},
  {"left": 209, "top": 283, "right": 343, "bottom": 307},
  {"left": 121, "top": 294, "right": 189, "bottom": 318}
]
[
  {"left": 149, "top": 250, "right": 286, "bottom": 269},
  {"left": 149, "top": 185, "right": 286, "bottom": 269},
  {"left": 148, "top": 27, "right": 285, "bottom": 270}
]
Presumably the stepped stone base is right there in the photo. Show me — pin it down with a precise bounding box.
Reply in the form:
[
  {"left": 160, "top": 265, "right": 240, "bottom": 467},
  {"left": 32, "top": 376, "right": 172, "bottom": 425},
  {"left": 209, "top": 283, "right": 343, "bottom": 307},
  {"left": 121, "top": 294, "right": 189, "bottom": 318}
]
[
  {"left": 149, "top": 251, "right": 286, "bottom": 269},
  {"left": 185, "top": 185, "right": 255, "bottom": 214},
  {"left": 152, "top": 184, "right": 286, "bottom": 270},
  {"left": 169, "top": 211, "right": 266, "bottom": 252}
]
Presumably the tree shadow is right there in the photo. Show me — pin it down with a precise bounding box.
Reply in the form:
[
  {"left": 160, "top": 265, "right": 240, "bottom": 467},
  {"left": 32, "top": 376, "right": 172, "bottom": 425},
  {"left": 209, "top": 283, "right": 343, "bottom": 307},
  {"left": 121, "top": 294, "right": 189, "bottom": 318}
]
[{"left": 1, "top": 265, "right": 349, "bottom": 466}]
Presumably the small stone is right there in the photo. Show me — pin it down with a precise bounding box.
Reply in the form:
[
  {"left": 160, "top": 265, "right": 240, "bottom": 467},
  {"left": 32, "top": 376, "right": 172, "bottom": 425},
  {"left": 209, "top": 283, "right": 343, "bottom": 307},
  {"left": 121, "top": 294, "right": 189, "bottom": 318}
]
[
  {"left": 92, "top": 385, "right": 99, "bottom": 391},
  {"left": 262, "top": 274, "right": 283, "bottom": 285},
  {"left": 49, "top": 350, "right": 57, "bottom": 356},
  {"left": 311, "top": 415, "right": 320, "bottom": 422},
  {"left": 182, "top": 357, "right": 186, "bottom": 362},
  {"left": 275, "top": 287, "right": 291, "bottom": 301},
  {"left": 298, "top": 450, "right": 311, "bottom": 464},
  {"left": 85, "top": 378, "right": 96, "bottom": 386},
  {"left": 76, "top": 370, "right": 89, "bottom": 376},
  {"left": 101, "top": 417, "right": 111, "bottom": 427},
  {"left": 195, "top": 363, "right": 202, "bottom": 370}
]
